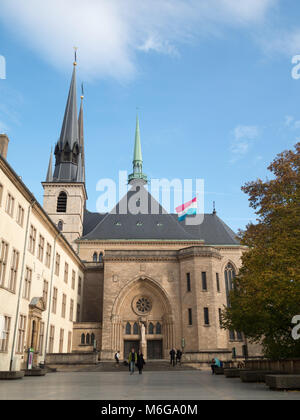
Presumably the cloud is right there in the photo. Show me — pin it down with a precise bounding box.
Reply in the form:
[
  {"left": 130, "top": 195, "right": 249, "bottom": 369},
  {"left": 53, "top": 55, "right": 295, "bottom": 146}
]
[
  {"left": 284, "top": 115, "right": 300, "bottom": 130},
  {"left": 0, "top": 120, "right": 8, "bottom": 134},
  {"left": 0, "top": 0, "right": 276, "bottom": 81},
  {"left": 230, "top": 125, "right": 260, "bottom": 162}
]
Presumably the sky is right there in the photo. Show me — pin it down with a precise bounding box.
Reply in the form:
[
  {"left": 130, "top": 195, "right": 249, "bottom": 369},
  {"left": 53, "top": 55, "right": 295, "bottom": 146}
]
[{"left": 0, "top": 0, "right": 300, "bottom": 233}]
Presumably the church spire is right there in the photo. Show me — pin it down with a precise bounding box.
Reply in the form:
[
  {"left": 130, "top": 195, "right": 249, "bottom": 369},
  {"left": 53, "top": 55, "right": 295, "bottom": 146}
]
[
  {"left": 128, "top": 114, "right": 147, "bottom": 184},
  {"left": 78, "top": 83, "right": 85, "bottom": 183},
  {"left": 53, "top": 57, "right": 80, "bottom": 182},
  {"left": 45, "top": 148, "right": 53, "bottom": 182},
  {"left": 58, "top": 61, "right": 78, "bottom": 151}
]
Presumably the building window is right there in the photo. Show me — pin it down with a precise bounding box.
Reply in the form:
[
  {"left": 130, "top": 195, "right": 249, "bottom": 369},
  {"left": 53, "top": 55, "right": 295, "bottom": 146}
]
[
  {"left": 86, "top": 333, "right": 90, "bottom": 345},
  {"left": 58, "top": 220, "right": 63, "bottom": 232},
  {"left": 237, "top": 331, "right": 243, "bottom": 341},
  {"left": 38, "top": 322, "right": 45, "bottom": 354},
  {"left": 38, "top": 235, "right": 45, "bottom": 262},
  {"left": 69, "top": 299, "right": 74, "bottom": 322},
  {"left": 218, "top": 308, "right": 222, "bottom": 327},
  {"left": 202, "top": 272, "right": 207, "bottom": 291},
  {"left": 204, "top": 307, "right": 210, "bottom": 325},
  {"left": 52, "top": 287, "right": 58, "bottom": 314},
  {"left": 59, "top": 329, "right": 64, "bottom": 353},
  {"left": 43, "top": 280, "right": 48, "bottom": 309},
  {"left": 0, "top": 240, "right": 9, "bottom": 288},
  {"left": 216, "top": 273, "right": 220, "bottom": 292},
  {"left": 225, "top": 263, "right": 236, "bottom": 306},
  {"left": 81, "top": 333, "right": 85, "bottom": 344},
  {"left": 23, "top": 267, "right": 32, "bottom": 300},
  {"left": 49, "top": 325, "right": 55, "bottom": 353},
  {"left": 64, "top": 262, "right": 69, "bottom": 284},
  {"left": 71, "top": 270, "right": 76, "bottom": 290},
  {"left": 45, "top": 243, "right": 52, "bottom": 268},
  {"left": 5, "top": 193, "right": 15, "bottom": 217},
  {"left": 229, "top": 331, "right": 236, "bottom": 341},
  {"left": 156, "top": 322, "right": 162, "bottom": 334},
  {"left": 148, "top": 322, "right": 154, "bottom": 334},
  {"left": 188, "top": 308, "right": 192, "bottom": 326},
  {"left": 76, "top": 304, "right": 80, "bottom": 322},
  {"left": 16, "top": 204, "right": 24, "bottom": 227},
  {"left": 78, "top": 276, "right": 82, "bottom": 296},
  {"left": 55, "top": 253, "right": 60, "bottom": 276},
  {"left": 91, "top": 333, "right": 95, "bottom": 346},
  {"left": 0, "top": 316, "right": 11, "bottom": 352},
  {"left": 61, "top": 293, "right": 66, "bottom": 318},
  {"left": 186, "top": 273, "right": 191, "bottom": 292},
  {"left": 16, "top": 315, "right": 26, "bottom": 354},
  {"left": 57, "top": 192, "right": 67, "bottom": 213},
  {"left": 99, "top": 252, "right": 103, "bottom": 263},
  {"left": 9, "top": 249, "right": 19, "bottom": 293},
  {"left": 133, "top": 322, "right": 139, "bottom": 335},
  {"left": 0, "top": 184, "right": 3, "bottom": 206},
  {"left": 93, "top": 252, "right": 97, "bottom": 262},
  {"left": 28, "top": 225, "right": 36, "bottom": 254},
  {"left": 125, "top": 322, "right": 131, "bottom": 335}
]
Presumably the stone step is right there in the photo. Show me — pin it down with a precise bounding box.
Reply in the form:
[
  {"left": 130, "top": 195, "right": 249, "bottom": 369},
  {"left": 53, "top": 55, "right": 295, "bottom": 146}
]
[{"left": 0, "top": 371, "right": 24, "bottom": 380}]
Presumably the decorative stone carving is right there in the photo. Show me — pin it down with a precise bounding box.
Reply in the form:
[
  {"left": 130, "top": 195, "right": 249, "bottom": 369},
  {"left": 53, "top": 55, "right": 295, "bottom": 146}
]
[{"left": 132, "top": 295, "right": 152, "bottom": 316}]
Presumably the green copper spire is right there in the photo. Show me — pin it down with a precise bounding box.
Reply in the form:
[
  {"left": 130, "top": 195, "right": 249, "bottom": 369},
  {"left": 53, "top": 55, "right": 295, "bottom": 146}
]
[
  {"left": 133, "top": 115, "right": 142, "bottom": 164},
  {"left": 128, "top": 115, "right": 147, "bottom": 184}
]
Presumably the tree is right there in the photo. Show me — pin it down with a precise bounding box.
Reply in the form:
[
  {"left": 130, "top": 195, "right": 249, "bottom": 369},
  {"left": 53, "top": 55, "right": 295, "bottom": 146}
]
[{"left": 222, "top": 143, "right": 300, "bottom": 359}]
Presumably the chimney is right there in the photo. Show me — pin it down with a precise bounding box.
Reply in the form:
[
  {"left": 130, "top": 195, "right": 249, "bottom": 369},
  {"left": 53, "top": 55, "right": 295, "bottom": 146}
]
[{"left": 0, "top": 134, "right": 9, "bottom": 159}]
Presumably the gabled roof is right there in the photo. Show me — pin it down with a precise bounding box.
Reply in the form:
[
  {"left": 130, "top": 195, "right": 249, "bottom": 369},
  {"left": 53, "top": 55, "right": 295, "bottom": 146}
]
[{"left": 80, "top": 182, "right": 240, "bottom": 245}]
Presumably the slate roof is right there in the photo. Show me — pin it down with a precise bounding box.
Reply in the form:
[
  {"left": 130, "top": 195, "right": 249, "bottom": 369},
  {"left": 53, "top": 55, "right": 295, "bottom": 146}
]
[{"left": 80, "top": 183, "right": 240, "bottom": 245}]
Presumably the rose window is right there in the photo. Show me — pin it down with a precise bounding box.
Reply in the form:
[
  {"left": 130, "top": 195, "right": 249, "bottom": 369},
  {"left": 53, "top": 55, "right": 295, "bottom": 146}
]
[{"left": 136, "top": 297, "right": 151, "bottom": 314}]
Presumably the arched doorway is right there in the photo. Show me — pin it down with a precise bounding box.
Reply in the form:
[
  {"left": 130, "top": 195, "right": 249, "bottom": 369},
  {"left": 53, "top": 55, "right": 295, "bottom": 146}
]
[{"left": 111, "top": 276, "right": 174, "bottom": 360}]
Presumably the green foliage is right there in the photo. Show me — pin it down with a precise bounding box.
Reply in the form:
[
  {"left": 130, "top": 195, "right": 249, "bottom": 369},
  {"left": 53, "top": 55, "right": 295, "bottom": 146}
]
[{"left": 222, "top": 143, "right": 300, "bottom": 359}]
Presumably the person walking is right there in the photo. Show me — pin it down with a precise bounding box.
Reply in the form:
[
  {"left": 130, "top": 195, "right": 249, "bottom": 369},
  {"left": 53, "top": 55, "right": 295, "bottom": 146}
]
[
  {"left": 114, "top": 350, "right": 120, "bottom": 366},
  {"left": 169, "top": 348, "right": 176, "bottom": 367},
  {"left": 137, "top": 349, "right": 145, "bottom": 374},
  {"left": 128, "top": 347, "right": 137, "bottom": 375},
  {"left": 176, "top": 349, "right": 182, "bottom": 365}
]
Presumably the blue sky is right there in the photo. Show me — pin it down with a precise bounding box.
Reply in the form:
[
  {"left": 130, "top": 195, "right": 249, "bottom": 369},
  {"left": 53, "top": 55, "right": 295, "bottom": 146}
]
[{"left": 0, "top": 0, "right": 300, "bottom": 232}]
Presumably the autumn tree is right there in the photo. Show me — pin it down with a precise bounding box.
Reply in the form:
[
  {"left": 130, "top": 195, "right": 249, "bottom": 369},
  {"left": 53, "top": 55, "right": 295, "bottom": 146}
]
[{"left": 222, "top": 143, "right": 300, "bottom": 359}]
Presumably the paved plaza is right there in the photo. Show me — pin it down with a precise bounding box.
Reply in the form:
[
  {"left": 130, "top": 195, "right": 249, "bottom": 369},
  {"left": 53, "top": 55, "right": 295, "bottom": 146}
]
[{"left": 0, "top": 369, "right": 300, "bottom": 400}]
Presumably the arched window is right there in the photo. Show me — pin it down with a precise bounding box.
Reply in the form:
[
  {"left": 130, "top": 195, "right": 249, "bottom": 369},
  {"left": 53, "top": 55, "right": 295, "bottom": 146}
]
[
  {"left": 86, "top": 333, "right": 90, "bottom": 345},
  {"left": 224, "top": 263, "right": 236, "bottom": 306},
  {"left": 148, "top": 322, "right": 154, "bottom": 335},
  {"left": 57, "top": 192, "right": 67, "bottom": 213},
  {"left": 156, "top": 322, "right": 162, "bottom": 335},
  {"left": 81, "top": 334, "right": 85, "bottom": 344},
  {"left": 125, "top": 322, "right": 131, "bottom": 335},
  {"left": 93, "top": 252, "right": 98, "bottom": 262},
  {"left": 58, "top": 220, "right": 63, "bottom": 231},
  {"left": 99, "top": 252, "right": 103, "bottom": 263},
  {"left": 133, "top": 322, "right": 139, "bottom": 335},
  {"left": 91, "top": 333, "right": 95, "bottom": 345}
]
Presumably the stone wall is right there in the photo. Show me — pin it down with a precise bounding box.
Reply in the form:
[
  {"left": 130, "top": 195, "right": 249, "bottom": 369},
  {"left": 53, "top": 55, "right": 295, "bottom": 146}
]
[{"left": 46, "top": 352, "right": 98, "bottom": 365}]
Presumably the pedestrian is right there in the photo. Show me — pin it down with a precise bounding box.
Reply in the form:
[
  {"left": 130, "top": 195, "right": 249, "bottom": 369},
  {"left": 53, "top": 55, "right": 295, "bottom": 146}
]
[
  {"left": 211, "top": 357, "right": 221, "bottom": 374},
  {"left": 128, "top": 347, "right": 137, "bottom": 375},
  {"left": 114, "top": 350, "right": 120, "bottom": 366},
  {"left": 169, "top": 348, "right": 176, "bottom": 367},
  {"left": 137, "top": 349, "right": 145, "bottom": 374},
  {"left": 176, "top": 349, "right": 182, "bottom": 365}
]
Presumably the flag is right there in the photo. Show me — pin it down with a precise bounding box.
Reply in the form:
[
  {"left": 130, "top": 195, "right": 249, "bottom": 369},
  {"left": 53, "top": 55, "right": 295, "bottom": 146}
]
[{"left": 176, "top": 197, "right": 197, "bottom": 221}]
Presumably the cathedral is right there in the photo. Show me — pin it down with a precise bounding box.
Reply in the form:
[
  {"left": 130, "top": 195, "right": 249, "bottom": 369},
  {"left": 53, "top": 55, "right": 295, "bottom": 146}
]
[
  {"left": 42, "top": 60, "right": 254, "bottom": 362},
  {"left": 0, "top": 60, "right": 258, "bottom": 371}
]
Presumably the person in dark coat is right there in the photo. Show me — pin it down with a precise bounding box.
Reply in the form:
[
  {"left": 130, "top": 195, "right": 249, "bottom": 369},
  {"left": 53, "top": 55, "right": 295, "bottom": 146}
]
[
  {"left": 137, "top": 349, "right": 145, "bottom": 374},
  {"left": 169, "top": 348, "right": 176, "bottom": 366},
  {"left": 128, "top": 347, "right": 137, "bottom": 375},
  {"left": 176, "top": 349, "right": 182, "bottom": 365}
]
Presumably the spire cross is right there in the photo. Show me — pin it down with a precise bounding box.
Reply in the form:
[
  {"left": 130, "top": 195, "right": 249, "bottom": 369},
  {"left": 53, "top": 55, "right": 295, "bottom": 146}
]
[{"left": 73, "top": 47, "right": 78, "bottom": 65}]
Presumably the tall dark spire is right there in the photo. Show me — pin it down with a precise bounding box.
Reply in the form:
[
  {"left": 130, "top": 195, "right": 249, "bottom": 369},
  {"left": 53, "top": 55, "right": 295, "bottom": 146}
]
[
  {"left": 45, "top": 148, "right": 53, "bottom": 182},
  {"left": 53, "top": 60, "right": 81, "bottom": 182},
  {"left": 78, "top": 83, "right": 85, "bottom": 183}
]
